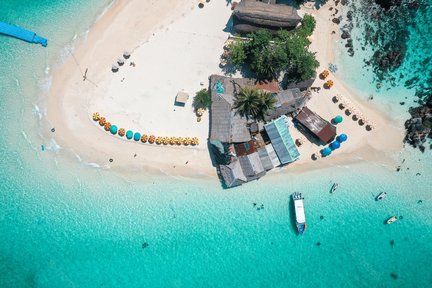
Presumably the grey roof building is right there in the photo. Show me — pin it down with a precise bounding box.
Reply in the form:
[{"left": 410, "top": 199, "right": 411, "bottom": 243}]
[{"left": 264, "top": 88, "right": 306, "bottom": 121}]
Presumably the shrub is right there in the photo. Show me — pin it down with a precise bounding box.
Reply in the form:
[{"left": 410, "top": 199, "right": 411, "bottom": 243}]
[{"left": 193, "top": 89, "right": 211, "bottom": 111}]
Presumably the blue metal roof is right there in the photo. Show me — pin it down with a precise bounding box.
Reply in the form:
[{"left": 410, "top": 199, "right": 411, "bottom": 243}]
[{"left": 264, "top": 116, "right": 300, "bottom": 165}]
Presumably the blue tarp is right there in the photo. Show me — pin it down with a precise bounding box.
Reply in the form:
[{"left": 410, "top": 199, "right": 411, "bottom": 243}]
[{"left": 0, "top": 22, "right": 47, "bottom": 47}]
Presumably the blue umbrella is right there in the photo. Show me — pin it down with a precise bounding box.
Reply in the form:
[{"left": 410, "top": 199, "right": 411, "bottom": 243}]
[
  {"left": 330, "top": 141, "right": 341, "bottom": 150},
  {"left": 126, "top": 130, "right": 133, "bottom": 139},
  {"left": 321, "top": 147, "right": 332, "bottom": 157},
  {"left": 337, "top": 133, "right": 348, "bottom": 142},
  {"left": 110, "top": 125, "right": 118, "bottom": 135},
  {"left": 133, "top": 132, "right": 141, "bottom": 141}
]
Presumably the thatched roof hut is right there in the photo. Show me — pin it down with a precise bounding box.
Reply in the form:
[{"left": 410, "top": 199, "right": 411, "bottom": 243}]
[{"left": 233, "top": 0, "right": 301, "bottom": 34}]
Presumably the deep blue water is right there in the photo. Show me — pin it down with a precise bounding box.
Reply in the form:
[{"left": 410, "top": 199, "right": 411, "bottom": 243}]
[{"left": 0, "top": 1, "right": 431, "bottom": 287}]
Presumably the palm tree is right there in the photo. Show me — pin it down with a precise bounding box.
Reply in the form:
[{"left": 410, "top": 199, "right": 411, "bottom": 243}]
[
  {"left": 257, "top": 90, "right": 277, "bottom": 120},
  {"left": 234, "top": 87, "right": 276, "bottom": 120}
]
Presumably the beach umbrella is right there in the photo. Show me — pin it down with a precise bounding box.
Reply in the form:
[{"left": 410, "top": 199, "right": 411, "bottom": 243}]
[
  {"left": 321, "top": 147, "right": 332, "bottom": 157},
  {"left": 110, "top": 125, "right": 118, "bottom": 135},
  {"left": 118, "top": 128, "right": 125, "bottom": 137},
  {"left": 92, "top": 112, "right": 100, "bottom": 121},
  {"left": 337, "top": 133, "right": 348, "bottom": 142},
  {"left": 123, "top": 50, "right": 131, "bottom": 59},
  {"left": 141, "top": 134, "right": 148, "bottom": 143},
  {"left": 99, "top": 117, "right": 106, "bottom": 126},
  {"left": 333, "top": 115, "right": 343, "bottom": 124},
  {"left": 104, "top": 122, "right": 111, "bottom": 131},
  {"left": 134, "top": 132, "right": 141, "bottom": 141},
  {"left": 117, "top": 58, "right": 125, "bottom": 66},
  {"left": 330, "top": 141, "right": 341, "bottom": 150},
  {"left": 126, "top": 130, "right": 133, "bottom": 139}
]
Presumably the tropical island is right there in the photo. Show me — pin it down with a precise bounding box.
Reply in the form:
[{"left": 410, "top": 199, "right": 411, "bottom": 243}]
[{"left": 47, "top": 0, "right": 404, "bottom": 185}]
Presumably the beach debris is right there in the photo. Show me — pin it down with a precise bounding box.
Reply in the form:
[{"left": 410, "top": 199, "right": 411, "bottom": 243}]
[{"left": 41, "top": 144, "right": 45, "bottom": 151}]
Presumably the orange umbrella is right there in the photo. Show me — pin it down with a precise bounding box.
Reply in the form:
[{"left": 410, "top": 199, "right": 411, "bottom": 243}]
[
  {"left": 141, "top": 134, "right": 148, "bottom": 143},
  {"left": 118, "top": 128, "right": 125, "bottom": 137},
  {"left": 148, "top": 135, "right": 156, "bottom": 144},
  {"left": 104, "top": 122, "right": 111, "bottom": 131},
  {"left": 99, "top": 117, "right": 106, "bottom": 126}
]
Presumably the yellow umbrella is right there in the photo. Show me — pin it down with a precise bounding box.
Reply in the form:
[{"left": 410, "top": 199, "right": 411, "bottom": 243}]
[{"left": 92, "top": 112, "right": 100, "bottom": 121}]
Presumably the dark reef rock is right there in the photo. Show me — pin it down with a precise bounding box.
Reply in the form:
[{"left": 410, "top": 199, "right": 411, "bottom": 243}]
[
  {"left": 404, "top": 94, "right": 432, "bottom": 151},
  {"left": 332, "top": 18, "right": 341, "bottom": 24},
  {"left": 375, "top": 0, "right": 402, "bottom": 9},
  {"left": 341, "top": 30, "right": 350, "bottom": 39}
]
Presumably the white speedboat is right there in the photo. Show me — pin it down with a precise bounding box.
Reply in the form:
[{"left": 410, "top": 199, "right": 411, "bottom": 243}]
[
  {"left": 376, "top": 192, "right": 387, "bottom": 201},
  {"left": 292, "top": 192, "right": 306, "bottom": 235},
  {"left": 386, "top": 216, "right": 398, "bottom": 224}
]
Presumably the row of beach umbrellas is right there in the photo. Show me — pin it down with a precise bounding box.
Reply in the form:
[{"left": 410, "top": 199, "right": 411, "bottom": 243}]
[
  {"left": 332, "top": 94, "right": 376, "bottom": 130},
  {"left": 319, "top": 133, "right": 348, "bottom": 158},
  {"left": 92, "top": 113, "right": 199, "bottom": 146},
  {"left": 112, "top": 51, "right": 131, "bottom": 72}
]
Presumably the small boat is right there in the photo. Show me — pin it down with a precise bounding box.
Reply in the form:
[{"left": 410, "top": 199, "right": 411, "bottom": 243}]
[
  {"left": 292, "top": 192, "right": 307, "bottom": 235},
  {"left": 330, "top": 183, "right": 338, "bottom": 193},
  {"left": 386, "top": 216, "right": 398, "bottom": 224},
  {"left": 376, "top": 192, "right": 387, "bottom": 201}
]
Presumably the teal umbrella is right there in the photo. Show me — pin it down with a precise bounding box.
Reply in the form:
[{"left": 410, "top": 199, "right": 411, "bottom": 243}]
[
  {"left": 110, "top": 125, "right": 118, "bottom": 135},
  {"left": 333, "top": 115, "right": 343, "bottom": 124},
  {"left": 126, "top": 130, "right": 133, "bottom": 139},
  {"left": 133, "top": 132, "right": 141, "bottom": 141}
]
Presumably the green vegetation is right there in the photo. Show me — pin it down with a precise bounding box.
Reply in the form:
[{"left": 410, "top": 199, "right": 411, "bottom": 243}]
[
  {"left": 234, "top": 87, "right": 277, "bottom": 120},
  {"left": 193, "top": 89, "right": 211, "bottom": 111},
  {"left": 227, "top": 15, "right": 319, "bottom": 81}
]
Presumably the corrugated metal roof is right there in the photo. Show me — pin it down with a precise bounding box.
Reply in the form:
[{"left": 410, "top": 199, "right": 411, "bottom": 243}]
[
  {"left": 264, "top": 116, "right": 300, "bottom": 165},
  {"left": 295, "top": 107, "right": 336, "bottom": 143}
]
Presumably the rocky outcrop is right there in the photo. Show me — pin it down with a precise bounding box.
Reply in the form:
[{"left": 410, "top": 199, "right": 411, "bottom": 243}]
[
  {"left": 232, "top": 0, "right": 301, "bottom": 34},
  {"left": 404, "top": 94, "right": 432, "bottom": 152}
]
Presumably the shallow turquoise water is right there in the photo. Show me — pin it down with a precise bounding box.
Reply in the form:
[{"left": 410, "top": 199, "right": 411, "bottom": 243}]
[{"left": 0, "top": 1, "right": 431, "bottom": 287}]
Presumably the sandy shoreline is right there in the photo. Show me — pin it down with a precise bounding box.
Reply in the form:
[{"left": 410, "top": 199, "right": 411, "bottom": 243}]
[{"left": 46, "top": 0, "right": 404, "bottom": 179}]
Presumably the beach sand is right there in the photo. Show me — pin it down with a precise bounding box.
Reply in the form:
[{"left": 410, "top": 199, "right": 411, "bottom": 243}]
[{"left": 46, "top": 0, "right": 404, "bottom": 178}]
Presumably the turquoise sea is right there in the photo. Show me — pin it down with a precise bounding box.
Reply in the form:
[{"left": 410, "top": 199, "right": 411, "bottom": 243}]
[{"left": 1, "top": 1, "right": 431, "bottom": 287}]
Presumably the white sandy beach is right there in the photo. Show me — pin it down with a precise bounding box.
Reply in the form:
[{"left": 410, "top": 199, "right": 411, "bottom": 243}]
[{"left": 46, "top": 0, "right": 404, "bottom": 178}]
